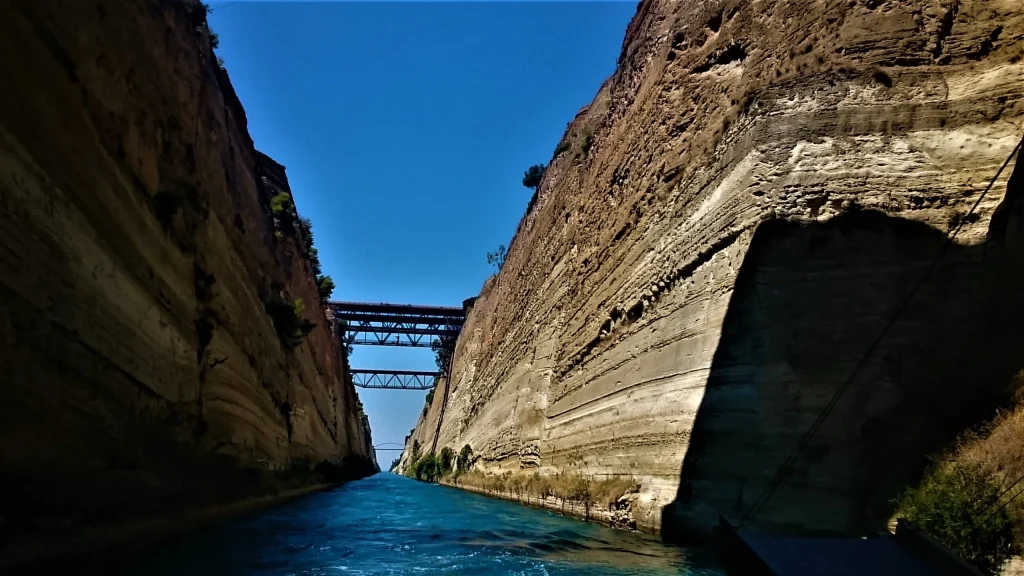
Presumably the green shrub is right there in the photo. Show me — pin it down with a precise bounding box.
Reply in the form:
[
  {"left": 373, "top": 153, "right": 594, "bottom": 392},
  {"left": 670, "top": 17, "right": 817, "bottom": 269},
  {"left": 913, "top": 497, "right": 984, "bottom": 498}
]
[
  {"left": 264, "top": 298, "right": 316, "bottom": 349},
  {"left": 896, "top": 462, "right": 1019, "bottom": 574},
  {"left": 270, "top": 191, "right": 292, "bottom": 214},
  {"left": 190, "top": 1, "right": 212, "bottom": 26},
  {"left": 309, "top": 247, "right": 321, "bottom": 272},
  {"left": 487, "top": 245, "right": 507, "bottom": 272},
  {"left": 316, "top": 274, "right": 335, "bottom": 302},
  {"left": 457, "top": 444, "right": 474, "bottom": 472},
  {"left": 439, "top": 447, "right": 455, "bottom": 475},
  {"left": 406, "top": 439, "right": 422, "bottom": 476},
  {"left": 522, "top": 164, "right": 547, "bottom": 191},
  {"left": 270, "top": 192, "right": 296, "bottom": 231},
  {"left": 297, "top": 217, "right": 314, "bottom": 251},
  {"left": 422, "top": 387, "right": 437, "bottom": 418},
  {"left": 438, "top": 444, "right": 454, "bottom": 475},
  {"left": 552, "top": 140, "right": 572, "bottom": 159},
  {"left": 410, "top": 454, "right": 441, "bottom": 482},
  {"left": 295, "top": 217, "right": 324, "bottom": 275},
  {"left": 579, "top": 129, "right": 593, "bottom": 156},
  {"left": 431, "top": 327, "right": 458, "bottom": 374}
]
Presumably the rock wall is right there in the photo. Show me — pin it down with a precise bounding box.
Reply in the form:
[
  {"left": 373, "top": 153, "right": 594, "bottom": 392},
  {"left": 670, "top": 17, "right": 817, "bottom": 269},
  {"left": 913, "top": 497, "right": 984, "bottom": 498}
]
[
  {"left": 0, "top": 0, "right": 373, "bottom": 560},
  {"left": 405, "top": 0, "right": 1024, "bottom": 539}
]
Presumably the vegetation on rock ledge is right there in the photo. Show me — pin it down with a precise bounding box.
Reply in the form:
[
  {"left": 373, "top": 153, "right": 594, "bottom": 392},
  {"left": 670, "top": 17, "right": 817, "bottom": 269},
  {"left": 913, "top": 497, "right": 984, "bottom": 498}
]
[{"left": 264, "top": 298, "right": 316, "bottom": 350}]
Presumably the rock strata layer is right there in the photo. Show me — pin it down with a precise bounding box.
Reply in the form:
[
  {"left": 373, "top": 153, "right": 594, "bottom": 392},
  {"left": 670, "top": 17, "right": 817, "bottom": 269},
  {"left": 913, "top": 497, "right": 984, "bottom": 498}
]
[
  {"left": 404, "top": 0, "right": 1024, "bottom": 538},
  {"left": 0, "top": 0, "right": 373, "bottom": 561}
]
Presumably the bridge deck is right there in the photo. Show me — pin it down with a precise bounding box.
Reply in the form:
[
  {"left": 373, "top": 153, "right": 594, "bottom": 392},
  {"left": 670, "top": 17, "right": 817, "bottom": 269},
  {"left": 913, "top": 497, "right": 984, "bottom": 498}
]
[{"left": 329, "top": 301, "right": 465, "bottom": 318}]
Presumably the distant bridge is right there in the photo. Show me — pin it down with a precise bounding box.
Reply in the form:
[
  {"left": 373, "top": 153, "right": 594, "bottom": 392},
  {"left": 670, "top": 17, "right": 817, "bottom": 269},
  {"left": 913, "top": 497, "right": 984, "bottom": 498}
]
[
  {"left": 330, "top": 301, "right": 466, "bottom": 390},
  {"left": 373, "top": 442, "right": 406, "bottom": 452},
  {"left": 351, "top": 369, "right": 437, "bottom": 390}
]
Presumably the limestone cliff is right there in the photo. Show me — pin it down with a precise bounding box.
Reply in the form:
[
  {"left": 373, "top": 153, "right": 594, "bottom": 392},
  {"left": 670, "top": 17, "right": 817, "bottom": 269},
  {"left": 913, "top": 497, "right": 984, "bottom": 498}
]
[
  {"left": 0, "top": 0, "right": 373, "bottom": 562},
  {"left": 405, "top": 0, "right": 1024, "bottom": 539}
]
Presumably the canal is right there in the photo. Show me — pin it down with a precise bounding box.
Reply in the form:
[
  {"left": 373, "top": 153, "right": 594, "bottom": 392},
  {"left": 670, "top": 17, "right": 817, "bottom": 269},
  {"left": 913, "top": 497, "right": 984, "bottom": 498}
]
[{"left": 74, "top": 473, "right": 722, "bottom": 575}]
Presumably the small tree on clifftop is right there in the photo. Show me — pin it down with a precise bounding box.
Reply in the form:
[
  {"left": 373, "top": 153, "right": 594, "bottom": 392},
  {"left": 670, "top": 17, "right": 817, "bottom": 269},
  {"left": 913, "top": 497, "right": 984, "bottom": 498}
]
[
  {"left": 522, "top": 164, "right": 547, "bottom": 190},
  {"left": 523, "top": 163, "right": 547, "bottom": 214},
  {"left": 487, "top": 245, "right": 507, "bottom": 272}
]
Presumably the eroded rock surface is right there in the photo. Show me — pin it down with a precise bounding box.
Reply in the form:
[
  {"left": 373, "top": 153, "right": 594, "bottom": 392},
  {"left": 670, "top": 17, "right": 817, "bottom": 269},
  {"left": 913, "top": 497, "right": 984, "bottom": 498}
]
[
  {"left": 405, "top": 0, "right": 1024, "bottom": 537},
  {"left": 0, "top": 0, "right": 373, "bottom": 560}
]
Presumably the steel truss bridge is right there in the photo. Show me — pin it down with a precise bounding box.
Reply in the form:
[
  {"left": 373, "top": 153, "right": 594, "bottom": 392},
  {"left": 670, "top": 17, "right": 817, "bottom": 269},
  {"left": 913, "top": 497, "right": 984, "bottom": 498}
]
[
  {"left": 331, "top": 301, "right": 464, "bottom": 348},
  {"left": 351, "top": 369, "right": 438, "bottom": 390},
  {"left": 330, "top": 301, "right": 465, "bottom": 390}
]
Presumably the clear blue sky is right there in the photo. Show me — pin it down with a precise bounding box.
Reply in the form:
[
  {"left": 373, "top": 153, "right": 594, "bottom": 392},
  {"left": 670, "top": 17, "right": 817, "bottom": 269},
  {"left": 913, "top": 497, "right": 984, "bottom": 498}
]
[{"left": 209, "top": 1, "right": 636, "bottom": 465}]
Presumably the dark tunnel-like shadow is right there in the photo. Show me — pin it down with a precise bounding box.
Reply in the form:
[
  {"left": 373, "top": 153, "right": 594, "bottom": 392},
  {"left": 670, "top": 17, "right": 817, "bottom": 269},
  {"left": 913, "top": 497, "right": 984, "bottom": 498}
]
[{"left": 661, "top": 147, "right": 1024, "bottom": 542}]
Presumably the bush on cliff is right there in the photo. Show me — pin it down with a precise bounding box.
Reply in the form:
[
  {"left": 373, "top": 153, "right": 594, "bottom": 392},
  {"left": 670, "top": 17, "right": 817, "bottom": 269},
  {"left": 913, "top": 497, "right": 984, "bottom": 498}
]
[
  {"left": 264, "top": 298, "right": 316, "bottom": 349},
  {"left": 296, "top": 216, "right": 326, "bottom": 278},
  {"left": 270, "top": 191, "right": 297, "bottom": 232},
  {"left": 410, "top": 454, "right": 441, "bottom": 482},
  {"left": 431, "top": 326, "right": 458, "bottom": 374},
  {"left": 896, "top": 461, "right": 1018, "bottom": 574},
  {"left": 422, "top": 387, "right": 435, "bottom": 417},
  {"left": 579, "top": 128, "right": 593, "bottom": 156},
  {"left": 439, "top": 447, "right": 455, "bottom": 475},
  {"left": 522, "top": 164, "right": 546, "bottom": 191},
  {"left": 316, "top": 274, "right": 335, "bottom": 302},
  {"left": 487, "top": 245, "right": 506, "bottom": 272},
  {"left": 552, "top": 139, "right": 572, "bottom": 159},
  {"left": 457, "top": 444, "right": 473, "bottom": 472}
]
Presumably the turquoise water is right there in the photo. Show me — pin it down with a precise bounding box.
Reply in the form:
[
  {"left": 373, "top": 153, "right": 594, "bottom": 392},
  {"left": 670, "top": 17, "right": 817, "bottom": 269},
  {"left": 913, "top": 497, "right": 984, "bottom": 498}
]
[{"left": 82, "top": 473, "right": 722, "bottom": 575}]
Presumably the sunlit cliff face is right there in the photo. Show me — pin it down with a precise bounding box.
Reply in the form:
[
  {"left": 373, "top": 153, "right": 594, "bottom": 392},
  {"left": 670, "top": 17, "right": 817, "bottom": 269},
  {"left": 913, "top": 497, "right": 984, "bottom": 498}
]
[{"left": 404, "top": 0, "right": 1024, "bottom": 537}]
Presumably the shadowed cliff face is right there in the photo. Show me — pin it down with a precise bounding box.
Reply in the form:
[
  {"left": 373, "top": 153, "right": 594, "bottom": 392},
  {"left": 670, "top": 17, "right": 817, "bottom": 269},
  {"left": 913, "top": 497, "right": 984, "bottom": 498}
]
[
  {"left": 404, "top": 0, "right": 1024, "bottom": 537},
  {"left": 664, "top": 197, "right": 1024, "bottom": 540},
  {"left": 0, "top": 0, "right": 373, "bottom": 562}
]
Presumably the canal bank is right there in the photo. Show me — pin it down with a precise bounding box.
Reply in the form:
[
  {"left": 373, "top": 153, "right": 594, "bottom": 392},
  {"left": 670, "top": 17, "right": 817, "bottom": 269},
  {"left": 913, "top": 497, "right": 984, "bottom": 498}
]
[{"left": 440, "top": 479, "right": 639, "bottom": 532}]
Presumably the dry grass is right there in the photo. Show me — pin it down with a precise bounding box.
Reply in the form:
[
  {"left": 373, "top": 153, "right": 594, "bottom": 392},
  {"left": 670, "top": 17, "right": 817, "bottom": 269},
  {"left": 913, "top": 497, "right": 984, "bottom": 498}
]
[
  {"left": 959, "top": 407, "right": 1024, "bottom": 484},
  {"left": 908, "top": 378, "right": 1024, "bottom": 555}
]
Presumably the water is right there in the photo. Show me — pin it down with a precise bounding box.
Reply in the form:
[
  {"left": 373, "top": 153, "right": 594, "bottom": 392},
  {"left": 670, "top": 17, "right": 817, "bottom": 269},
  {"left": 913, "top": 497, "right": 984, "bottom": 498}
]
[{"left": 77, "top": 473, "right": 722, "bottom": 575}]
